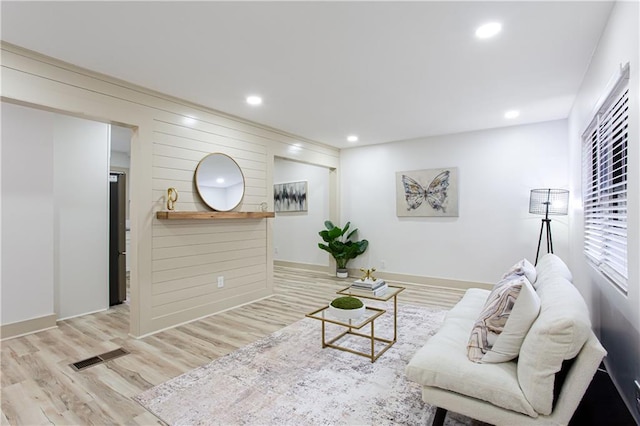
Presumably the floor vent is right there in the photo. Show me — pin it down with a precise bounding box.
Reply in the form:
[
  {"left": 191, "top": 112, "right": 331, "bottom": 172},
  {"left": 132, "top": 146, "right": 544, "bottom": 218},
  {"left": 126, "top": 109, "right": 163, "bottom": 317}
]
[
  {"left": 98, "top": 347, "right": 129, "bottom": 362},
  {"left": 70, "top": 347, "right": 130, "bottom": 371},
  {"left": 70, "top": 356, "right": 103, "bottom": 371}
]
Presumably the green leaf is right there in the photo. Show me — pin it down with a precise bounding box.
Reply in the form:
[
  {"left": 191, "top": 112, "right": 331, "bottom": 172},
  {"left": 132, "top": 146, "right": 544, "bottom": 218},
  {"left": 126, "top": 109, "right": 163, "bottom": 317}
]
[
  {"left": 327, "top": 227, "right": 342, "bottom": 240},
  {"left": 318, "top": 230, "right": 332, "bottom": 242},
  {"left": 342, "top": 222, "right": 351, "bottom": 236},
  {"left": 318, "top": 243, "right": 331, "bottom": 253}
]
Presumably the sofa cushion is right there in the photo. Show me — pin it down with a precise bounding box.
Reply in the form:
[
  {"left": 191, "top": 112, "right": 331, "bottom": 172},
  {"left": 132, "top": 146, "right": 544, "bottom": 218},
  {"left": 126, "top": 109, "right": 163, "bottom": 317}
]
[
  {"left": 517, "top": 275, "right": 591, "bottom": 415},
  {"left": 535, "top": 254, "right": 573, "bottom": 287},
  {"left": 502, "top": 258, "right": 537, "bottom": 284},
  {"left": 445, "top": 288, "right": 490, "bottom": 322},
  {"left": 467, "top": 276, "right": 540, "bottom": 363},
  {"left": 406, "top": 289, "right": 538, "bottom": 417}
]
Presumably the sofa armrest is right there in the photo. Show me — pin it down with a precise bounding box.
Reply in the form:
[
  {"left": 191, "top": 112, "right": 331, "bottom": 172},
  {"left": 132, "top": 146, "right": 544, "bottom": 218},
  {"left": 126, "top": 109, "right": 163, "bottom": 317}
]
[{"left": 549, "top": 332, "right": 606, "bottom": 424}]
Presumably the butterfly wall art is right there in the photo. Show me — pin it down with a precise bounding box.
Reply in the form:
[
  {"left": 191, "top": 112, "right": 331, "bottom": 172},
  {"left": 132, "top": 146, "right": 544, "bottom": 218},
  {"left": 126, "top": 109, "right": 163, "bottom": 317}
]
[{"left": 395, "top": 168, "right": 459, "bottom": 217}]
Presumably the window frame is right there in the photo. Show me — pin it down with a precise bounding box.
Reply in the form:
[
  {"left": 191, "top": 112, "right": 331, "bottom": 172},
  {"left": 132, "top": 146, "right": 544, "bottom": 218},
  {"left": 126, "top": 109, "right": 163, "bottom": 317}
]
[{"left": 581, "top": 63, "right": 630, "bottom": 294}]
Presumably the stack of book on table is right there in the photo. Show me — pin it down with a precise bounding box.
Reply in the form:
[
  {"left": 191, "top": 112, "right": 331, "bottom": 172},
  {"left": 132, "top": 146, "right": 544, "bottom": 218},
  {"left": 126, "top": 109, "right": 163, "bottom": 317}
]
[{"left": 350, "top": 278, "right": 388, "bottom": 296}]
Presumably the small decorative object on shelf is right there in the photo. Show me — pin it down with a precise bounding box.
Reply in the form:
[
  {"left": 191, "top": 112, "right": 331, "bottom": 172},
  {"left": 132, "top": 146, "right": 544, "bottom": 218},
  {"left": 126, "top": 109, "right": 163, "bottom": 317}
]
[
  {"left": 351, "top": 270, "right": 388, "bottom": 296},
  {"left": 359, "top": 267, "right": 377, "bottom": 282},
  {"left": 167, "top": 187, "right": 178, "bottom": 210},
  {"left": 329, "top": 296, "right": 365, "bottom": 320}
]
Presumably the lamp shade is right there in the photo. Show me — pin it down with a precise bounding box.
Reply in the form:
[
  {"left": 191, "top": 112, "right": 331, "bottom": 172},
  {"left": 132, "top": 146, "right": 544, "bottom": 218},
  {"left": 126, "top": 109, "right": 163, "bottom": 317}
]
[{"left": 529, "top": 189, "right": 569, "bottom": 216}]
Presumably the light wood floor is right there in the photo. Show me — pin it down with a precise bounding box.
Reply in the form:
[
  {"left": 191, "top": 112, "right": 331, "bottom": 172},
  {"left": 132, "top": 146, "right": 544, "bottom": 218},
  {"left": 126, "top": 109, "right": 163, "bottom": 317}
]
[{"left": 1, "top": 266, "right": 465, "bottom": 425}]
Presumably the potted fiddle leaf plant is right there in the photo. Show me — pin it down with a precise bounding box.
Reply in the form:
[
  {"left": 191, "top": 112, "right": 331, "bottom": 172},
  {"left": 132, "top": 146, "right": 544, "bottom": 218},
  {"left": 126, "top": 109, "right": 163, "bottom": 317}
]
[{"left": 318, "top": 220, "right": 369, "bottom": 278}]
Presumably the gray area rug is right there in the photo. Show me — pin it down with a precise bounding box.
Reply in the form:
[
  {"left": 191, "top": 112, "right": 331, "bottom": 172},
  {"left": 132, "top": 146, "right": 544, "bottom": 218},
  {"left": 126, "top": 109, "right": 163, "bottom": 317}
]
[{"left": 135, "top": 304, "right": 476, "bottom": 425}]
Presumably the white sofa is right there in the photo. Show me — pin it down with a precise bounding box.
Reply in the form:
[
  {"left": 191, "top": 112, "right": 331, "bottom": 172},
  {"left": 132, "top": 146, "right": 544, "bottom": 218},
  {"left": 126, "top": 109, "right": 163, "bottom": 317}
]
[{"left": 405, "top": 254, "right": 606, "bottom": 426}]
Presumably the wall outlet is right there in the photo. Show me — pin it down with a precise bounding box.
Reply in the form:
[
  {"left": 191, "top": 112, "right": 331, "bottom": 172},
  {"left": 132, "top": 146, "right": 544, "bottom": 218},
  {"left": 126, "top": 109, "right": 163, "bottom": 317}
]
[
  {"left": 380, "top": 260, "right": 386, "bottom": 269},
  {"left": 274, "top": 247, "right": 279, "bottom": 255},
  {"left": 634, "top": 380, "right": 640, "bottom": 415},
  {"left": 217, "top": 276, "right": 224, "bottom": 288}
]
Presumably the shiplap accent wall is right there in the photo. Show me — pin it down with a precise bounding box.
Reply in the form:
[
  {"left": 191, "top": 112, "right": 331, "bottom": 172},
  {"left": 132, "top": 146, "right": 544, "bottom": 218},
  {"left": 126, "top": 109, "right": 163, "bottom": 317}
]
[
  {"left": 149, "top": 115, "right": 273, "bottom": 330},
  {"left": 1, "top": 42, "right": 339, "bottom": 337}
]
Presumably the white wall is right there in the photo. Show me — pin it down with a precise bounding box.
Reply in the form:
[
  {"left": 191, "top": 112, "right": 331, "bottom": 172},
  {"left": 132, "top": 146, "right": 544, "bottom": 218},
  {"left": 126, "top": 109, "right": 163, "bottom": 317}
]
[
  {"left": 1, "top": 103, "right": 110, "bottom": 324},
  {"left": 110, "top": 151, "right": 130, "bottom": 169},
  {"left": 54, "top": 114, "right": 109, "bottom": 320},
  {"left": 341, "top": 120, "right": 569, "bottom": 284},
  {"left": 273, "top": 157, "right": 330, "bottom": 266},
  {"left": 567, "top": 1, "right": 639, "bottom": 421},
  {"left": 1, "top": 103, "right": 55, "bottom": 325}
]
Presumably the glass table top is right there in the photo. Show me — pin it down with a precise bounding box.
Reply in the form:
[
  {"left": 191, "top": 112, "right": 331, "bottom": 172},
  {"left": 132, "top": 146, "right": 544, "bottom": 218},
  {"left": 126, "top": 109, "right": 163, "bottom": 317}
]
[{"left": 306, "top": 305, "right": 385, "bottom": 329}]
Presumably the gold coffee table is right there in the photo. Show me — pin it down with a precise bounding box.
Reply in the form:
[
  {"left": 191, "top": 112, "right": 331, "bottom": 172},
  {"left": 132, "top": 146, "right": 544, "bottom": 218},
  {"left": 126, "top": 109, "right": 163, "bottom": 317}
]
[
  {"left": 306, "top": 305, "right": 392, "bottom": 362},
  {"left": 336, "top": 285, "right": 405, "bottom": 343}
]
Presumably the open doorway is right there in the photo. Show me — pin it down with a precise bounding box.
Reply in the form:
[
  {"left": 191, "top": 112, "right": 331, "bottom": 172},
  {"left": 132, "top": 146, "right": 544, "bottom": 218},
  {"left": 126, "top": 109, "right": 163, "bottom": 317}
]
[
  {"left": 272, "top": 157, "right": 333, "bottom": 269},
  {"left": 109, "top": 125, "right": 132, "bottom": 305}
]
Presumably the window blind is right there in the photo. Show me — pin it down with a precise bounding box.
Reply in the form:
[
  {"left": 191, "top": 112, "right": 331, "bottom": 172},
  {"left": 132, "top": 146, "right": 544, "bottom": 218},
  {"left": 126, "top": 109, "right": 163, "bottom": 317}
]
[{"left": 582, "top": 65, "right": 630, "bottom": 293}]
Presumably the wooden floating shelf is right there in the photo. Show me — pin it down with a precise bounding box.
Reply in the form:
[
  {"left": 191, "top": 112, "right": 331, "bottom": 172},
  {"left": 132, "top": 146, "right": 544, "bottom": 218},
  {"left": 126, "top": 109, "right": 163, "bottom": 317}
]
[{"left": 156, "top": 211, "right": 275, "bottom": 220}]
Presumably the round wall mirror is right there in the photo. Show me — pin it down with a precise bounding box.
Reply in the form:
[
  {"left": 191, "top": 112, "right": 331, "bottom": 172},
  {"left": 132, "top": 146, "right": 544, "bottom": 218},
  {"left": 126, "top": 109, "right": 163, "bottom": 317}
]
[{"left": 194, "top": 153, "right": 245, "bottom": 211}]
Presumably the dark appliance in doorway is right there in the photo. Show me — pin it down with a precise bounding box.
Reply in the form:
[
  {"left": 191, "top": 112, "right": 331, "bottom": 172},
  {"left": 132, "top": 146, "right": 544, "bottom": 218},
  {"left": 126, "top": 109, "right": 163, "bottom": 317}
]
[{"left": 109, "top": 172, "right": 126, "bottom": 306}]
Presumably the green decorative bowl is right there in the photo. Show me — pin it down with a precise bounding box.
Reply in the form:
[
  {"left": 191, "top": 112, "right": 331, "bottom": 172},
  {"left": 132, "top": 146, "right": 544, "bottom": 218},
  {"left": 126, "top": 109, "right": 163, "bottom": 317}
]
[{"left": 329, "top": 296, "right": 365, "bottom": 320}]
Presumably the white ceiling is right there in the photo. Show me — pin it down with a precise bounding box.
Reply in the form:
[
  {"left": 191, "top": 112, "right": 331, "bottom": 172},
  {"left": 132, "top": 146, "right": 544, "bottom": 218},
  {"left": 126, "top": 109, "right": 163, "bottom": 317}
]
[{"left": 1, "top": 1, "right": 613, "bottom": 149}]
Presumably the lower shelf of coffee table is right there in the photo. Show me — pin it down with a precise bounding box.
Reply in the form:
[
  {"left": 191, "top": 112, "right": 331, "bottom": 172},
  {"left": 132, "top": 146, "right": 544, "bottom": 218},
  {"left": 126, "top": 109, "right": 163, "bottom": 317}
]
[{"left": 306, "top": 305, "right": 394, "bottom": 362}]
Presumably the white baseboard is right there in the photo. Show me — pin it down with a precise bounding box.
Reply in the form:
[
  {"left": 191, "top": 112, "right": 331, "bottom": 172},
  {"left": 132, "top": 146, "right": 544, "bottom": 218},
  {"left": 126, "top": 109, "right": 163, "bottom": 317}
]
[
  {"left": 274, "top": 261, "right": 492, "bottom": 290},
  {"left": 274, "top": 260, "right": 331, "bottom": 273},
  {"left": 57, "top": 307, "right": 108, "bottom": 322},
  {"left": 351, "top": 268, "right": 492, "bottom": 291},
  {"left": 1, "top": 314, "right": 58, "bottom": 341}
]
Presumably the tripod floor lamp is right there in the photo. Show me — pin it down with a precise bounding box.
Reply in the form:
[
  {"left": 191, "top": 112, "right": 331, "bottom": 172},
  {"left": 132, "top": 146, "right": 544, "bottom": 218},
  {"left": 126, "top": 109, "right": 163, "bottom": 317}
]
[{"left": 529, "top": 189, "right": 569, "bottom": 265}]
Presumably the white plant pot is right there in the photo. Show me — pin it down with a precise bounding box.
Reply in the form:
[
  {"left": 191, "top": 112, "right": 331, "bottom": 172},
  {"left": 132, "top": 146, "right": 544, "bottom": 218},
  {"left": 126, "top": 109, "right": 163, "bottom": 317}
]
[
  {"left": 336, "top": 269, "right": 349, "bottom": 278},
  {"left": 329, "top": 304, "right": 366, "bottom": 321}
]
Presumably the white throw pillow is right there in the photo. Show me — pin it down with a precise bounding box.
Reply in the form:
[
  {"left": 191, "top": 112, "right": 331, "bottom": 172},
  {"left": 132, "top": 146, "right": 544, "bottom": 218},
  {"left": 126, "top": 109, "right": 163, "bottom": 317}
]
[
  {"left": 468, "top": 276, "right": 541, "bottom": 363},
  {"left": 502, "top": 258, "right": 537, "bottom": 285}
]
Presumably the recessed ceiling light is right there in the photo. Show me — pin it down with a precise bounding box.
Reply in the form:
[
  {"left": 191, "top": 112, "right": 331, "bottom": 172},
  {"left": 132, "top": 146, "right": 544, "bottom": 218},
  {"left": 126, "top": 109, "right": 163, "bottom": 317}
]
[
  {"left": 475, "top": 22, "right": 502, "bottom": 39},
  {"left": 347, "top": 135, "right": 359, "bottom": 143},
  {"left": 246, "top": 95, "right": 262, "bottom": 106},
  {"left": 216, "top": 177, "right": 225, "bottom": 184},
  {"left": 504, "top": 110, "right": 520, "bottom": 119}
]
